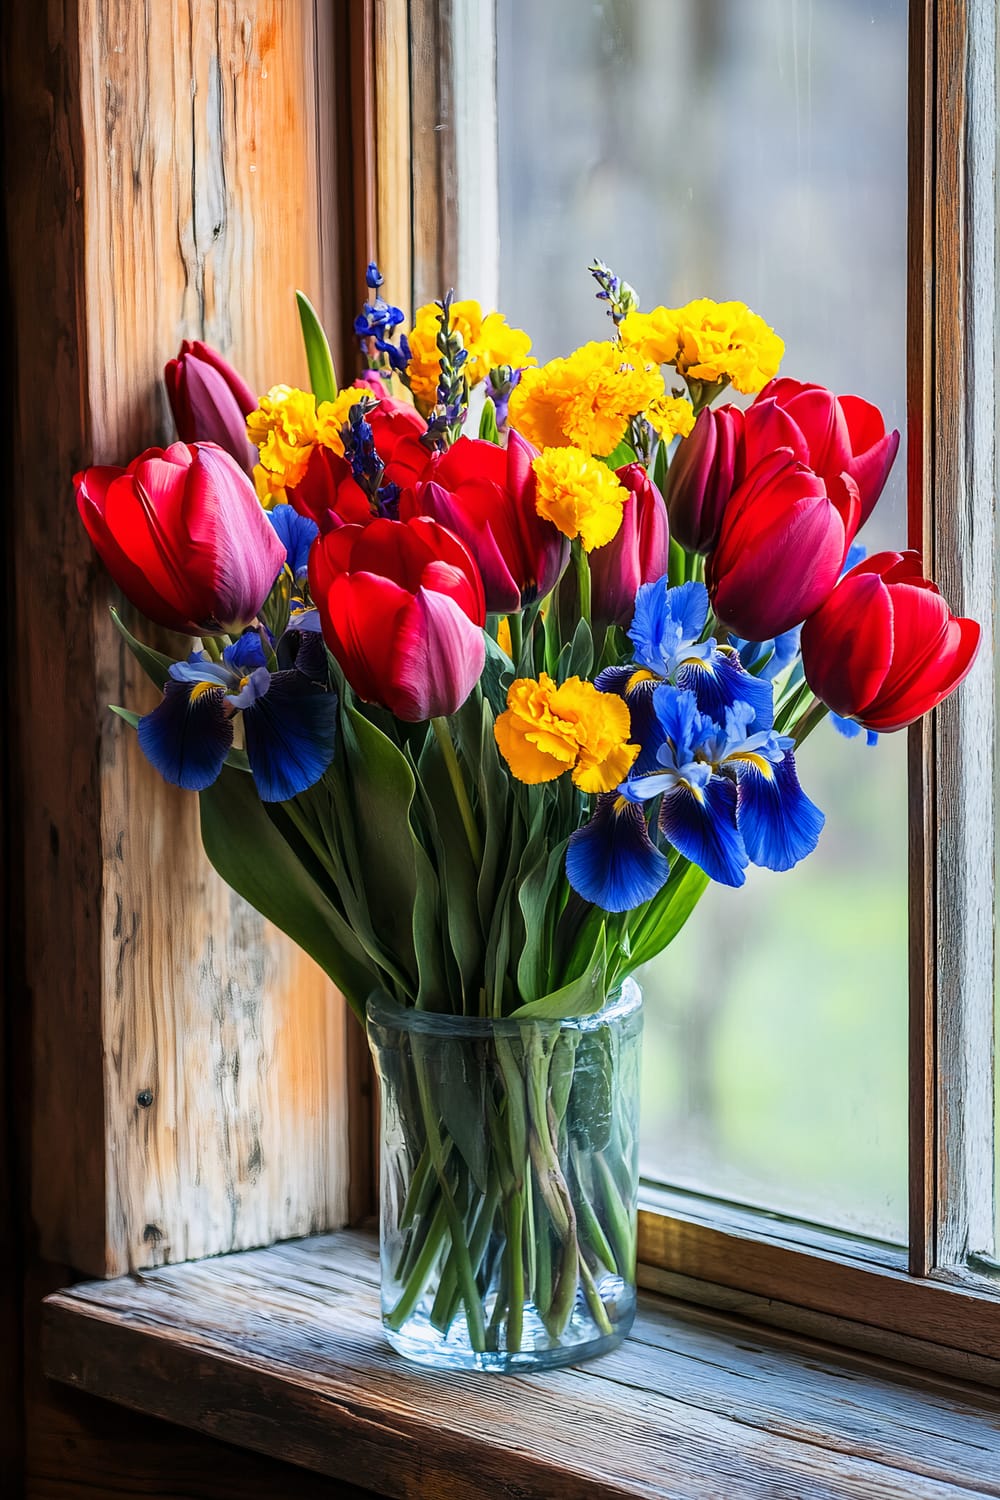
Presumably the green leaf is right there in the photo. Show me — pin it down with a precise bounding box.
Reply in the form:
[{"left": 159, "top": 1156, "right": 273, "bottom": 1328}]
[
  {"left": 296, "top": 290, "right": 338, "bottom": 403},
  {"left": 509, "top": 922, "right": 607, "bottom": 1019},
  {"left": 416, "top": 732, "right": 484, "bottom": 1007},
  {"left": 481, "top": 632, "right": 514, "bottom": 716},
  {"left": 622, "top": 858, "right": 710, "bottom": 974},
  {"left": 110, "top": 705, "right": 140, "bottom": 730},
  {"left": 109, "top": 607, "right": 174, "bottom": 689},
  {"left": 478, "top": 397, "right": 500, "bottom": 444},
  {"left": 515, "top": 838, "right": 569, "bottom": 1004},
  {"left": 199, "top": 768, "right": 375, "bottom": 1020},
  {"left": 652, "top": 432, "right": 669, "bottom": 494},
  {"left": 342, "top": 709, "right": 449, "bottom": 1007},
  {"left": 600, "top": 439, "right": 637, "bottom": 471},
  {"left": 668, "top": 536, "right": 687, "bottom": 589}
]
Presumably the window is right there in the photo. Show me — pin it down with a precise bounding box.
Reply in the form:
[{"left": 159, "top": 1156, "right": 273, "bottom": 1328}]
[{"left": 435, "top": 0, "right": 999, "bottom": 1352}]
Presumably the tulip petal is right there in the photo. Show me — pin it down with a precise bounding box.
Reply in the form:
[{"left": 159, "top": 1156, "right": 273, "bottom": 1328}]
[
  {"left": 137, "top": 680, "right": 233, "bottom": 791},
  {"left": 800, "top": 571, "right": 894, "bottom": 716},
  {"left": 733, "top": 750, "right": 825, "bottom": 872},
  {"left": 658, "top": 775, "right": 748, "bottom": 888},
  {"left": 390, "top": 588, "right": 485, "bottom": 721},
  {"left": 243, "top": 670, "right": 339, "bottom": 801},
  {"left": 566, "top": 795, "right": 671, "bottom": 912},
  {"left": 181, "top": 356, "right": 257, "bottom": 470}
]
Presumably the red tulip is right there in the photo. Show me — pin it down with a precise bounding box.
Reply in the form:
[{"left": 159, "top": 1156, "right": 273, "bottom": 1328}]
[
  {"left": 75, "top": 441, "right": 286, "bottom": 634},
  {"left": 752, "top": 378, "right": 899, "bottom": 524},
  {"left": 164, "top": 341, "right": 258, "bottom": 473},
  {"left": 707, "top": 449, "right": 861, "bottom": 640},
  {"left": 401, "top": 431, "right": 568, "bottom": 612},
  {"left": 289, "top": 446, "right": 373, "bottom": 532},
  {"left": 590, "top": 463, "right": 670, "bottom": 629},
  {"left": 309, "top": 516, "right": 486, "bottom": 720},
  {"left": 800, "top": 550, "right": 980, "bottom": 731},
  {"left": 362, "top": 388, "right": 432, "bottom": 492},
  {"left": 666, "top": 405, "right": 745, "bottom": 553}
]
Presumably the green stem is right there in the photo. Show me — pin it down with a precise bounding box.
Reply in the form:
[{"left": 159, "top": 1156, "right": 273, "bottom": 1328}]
[
  {"left": 595, "top": 1152, "right": 635, "bottom": 1276},
  {"left": 573, "top": 540, "right": 592, "bottom": 629},
  {"left": 571, "top": 1144, "right": 617, "bottom": 1271},
  {"left": 791, "top": 695, "right": 829, "bottom": 747},
  {"left": 578, "top": 1252, "right": 615, "bottom": 1338},
  {"left": 386, "top": 1195, "right": 450, "bottom": 1331},
  {"left": 431, "top": 716, "right": 483, "bottom": 867},
  {"left": 201, "top": 635, "right": 223, "bottom": 661},
  {"left": 505, "top": 1191, "right": 525, "bottom": 1353},
  {"left": 507, "top": 610, "right": 524, "bottom": 666},
  {"left": 413, "top": 1045, "right": 487, "bottom": 1351}
]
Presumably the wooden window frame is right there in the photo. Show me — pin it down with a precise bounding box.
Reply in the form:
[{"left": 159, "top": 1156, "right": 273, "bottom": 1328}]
[{"left": 393, "top": 0, "right": 999, "bottom": 1370}]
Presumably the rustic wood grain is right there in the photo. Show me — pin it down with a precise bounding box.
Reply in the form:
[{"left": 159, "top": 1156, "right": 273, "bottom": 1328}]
[
  {"left": 6, "top": 0, "right": 352, "bottom": 1280},
  {"left": 638, "top": 1205, "right": 1000, "bottom": 1365},
  {"left": 410, "top": 0, "right": 459, "bottom": 308},
  {"left": 42, "top": 1230, "right": 1000, "bottom": 1500},
  {"left": 927, "top": 0, "right": 998, "bottom": 1271}
]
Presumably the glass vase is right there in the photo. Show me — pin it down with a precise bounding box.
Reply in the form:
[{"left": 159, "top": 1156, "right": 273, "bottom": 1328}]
[{"left": 366, "top": 980, "right": 642, "bottom": 1374}]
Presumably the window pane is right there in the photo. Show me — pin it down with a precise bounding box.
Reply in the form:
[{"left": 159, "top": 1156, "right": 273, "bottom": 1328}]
[{"left": 496, "top": 0, "right": 909, "bottom": 1241}]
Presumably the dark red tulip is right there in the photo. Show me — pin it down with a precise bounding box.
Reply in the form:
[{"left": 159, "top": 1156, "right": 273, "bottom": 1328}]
[
  {"left": 666, "top": 405, "right": 745, "bottom": 553},
  {"left": 590, "top": 463, "right": 669, "bottom": 629},
  {"left": 164, "top": 341, "right": 258, "bottom": 473},
  {"left": 800, "top": 550, "right": 980, "bottom": 732},
  {"left": 401, "top": 431, "right": 568, "bottom": 613},
  {"left": 75, "top": 442, "right": 286, "bottom": 634},
  {"left": 753, "top": 378, "right": 900, "bottom": 524},
  {"left": 309, "top": 516, "right": 486, "bottom": 720},
  {"left": 707, "top": 449, "right": 862, "bottom": 640}
]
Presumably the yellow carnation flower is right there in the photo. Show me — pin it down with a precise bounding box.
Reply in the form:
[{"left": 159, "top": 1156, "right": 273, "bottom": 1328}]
[
  {"left": 645, "top": 394, "right": 696, "bottom": 442},
  {"left": 494, "top": 673, "right": 639, "bottom": 793},
  {"left": 405, "top": 299, "right": 534, "bottom": 412},
  {"left": 532, "top": 446, "right": 629, "bottom": 552},
  {"left": 508, "top": 341, "right": 664, "bottom": 457},
  {"left": 622, "top": 299, "right": 783, "bottom": 395},
  {"left": 247, "top": 385, "right": 362, "bottom": 504}
]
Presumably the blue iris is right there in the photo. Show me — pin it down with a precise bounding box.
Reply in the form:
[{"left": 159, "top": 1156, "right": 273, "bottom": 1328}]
[
  {"left": 568, "top": 682, "right": 824, "bottom": 909},
  {"left": 137, "top": 628, "right": 337, "bottom": 802},
  {"left": 267, "top": 504, "right": 319, "bottom": 580},
  {"left": 626, "top": 578, "right": 773, "bottom": 726}
]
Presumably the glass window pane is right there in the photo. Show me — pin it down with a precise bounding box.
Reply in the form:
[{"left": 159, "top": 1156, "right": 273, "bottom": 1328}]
[{"left": 496, "top": 0, "right": 909, "bottom": 1241}]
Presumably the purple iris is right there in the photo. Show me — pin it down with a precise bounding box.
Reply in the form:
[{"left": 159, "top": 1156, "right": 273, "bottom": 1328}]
[{"left": 137, "top": 627, "right": 337, "bottom": 802}]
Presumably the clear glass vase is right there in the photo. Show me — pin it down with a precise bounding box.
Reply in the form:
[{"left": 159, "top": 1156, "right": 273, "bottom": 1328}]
[{"left": 366, "top": 980, "right": 642, "bottom": 1374}]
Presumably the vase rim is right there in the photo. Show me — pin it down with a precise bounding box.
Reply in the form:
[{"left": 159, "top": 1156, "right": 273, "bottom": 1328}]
[{"left": 365, "top": 976, "right": 642, "bottom": 1038}]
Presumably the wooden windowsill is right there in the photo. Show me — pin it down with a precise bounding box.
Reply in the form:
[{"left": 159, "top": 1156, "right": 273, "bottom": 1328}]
[{"left": 42, "top": 1230, "right": 1000, "bottom": 1500}]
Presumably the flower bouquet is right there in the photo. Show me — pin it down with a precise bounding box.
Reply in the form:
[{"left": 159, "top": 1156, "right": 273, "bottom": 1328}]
[{"left": 76, "top": 265, "right": 979, "bottom": 1373}]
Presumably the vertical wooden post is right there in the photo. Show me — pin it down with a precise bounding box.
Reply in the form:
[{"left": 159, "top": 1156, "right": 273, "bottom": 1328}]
[{"left": 6, "top": 0, "right": 353, "bottom": 1278}]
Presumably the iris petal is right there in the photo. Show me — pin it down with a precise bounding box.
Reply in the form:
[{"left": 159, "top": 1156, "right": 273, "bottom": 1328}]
[
  {"left": 676, "top": 650, "right": 774, "bottom": 731},
  {"left": 658, "top": 775, "right": 748, "bottom": 887},
  {"left": 734, "top": 750, "right": 824, "bottom": 872},
  {"left": 243, "top": 672, "right": 338, "bottom": 801},
  {"left": 137, "top": 680, "right": 233, "bottom": 791},
  {"left": 566, "top": 795, "right": 671, "bottom": 912}
]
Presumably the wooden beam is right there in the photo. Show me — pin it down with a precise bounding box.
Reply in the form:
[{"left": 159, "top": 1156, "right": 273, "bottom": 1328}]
[{"left": 4, "top": 0, "right": 351, "bottom": 1278}]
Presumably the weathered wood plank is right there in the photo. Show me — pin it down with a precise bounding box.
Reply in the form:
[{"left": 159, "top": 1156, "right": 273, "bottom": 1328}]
[
  {"left": 7, "top": 0, "right": 350, "bottom": 1279},
  {"left": 42, "top": 1230, "right": 1000, "bottom": 1500}
]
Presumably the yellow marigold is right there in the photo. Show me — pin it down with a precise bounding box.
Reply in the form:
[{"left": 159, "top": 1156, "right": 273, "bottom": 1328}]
[
  {"left": 532, "top": 446, "right": 629, "bottom": 552},
  {"left": 645, "top": 394, "right": 696, "bottom": 443},
  {"left": 508, "top": 341, "right": 664, "bottom": 456},
  {"left": 622, "top": 300, "right": 783, "bottom": 395},
  {"left": 494, "top": 673, "right": 639, "bottom": 793},
  {"left": 247, "top": 386, "right": 361, "bottom": 504},
  {"left": 405, "top": 300, "right": 534, "bottom": 411}
]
